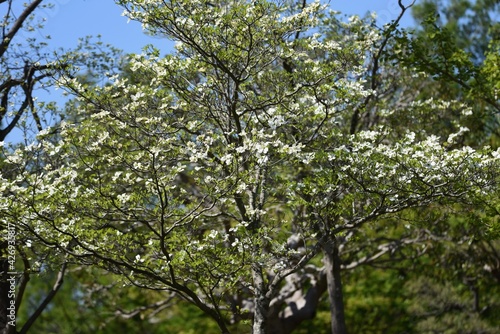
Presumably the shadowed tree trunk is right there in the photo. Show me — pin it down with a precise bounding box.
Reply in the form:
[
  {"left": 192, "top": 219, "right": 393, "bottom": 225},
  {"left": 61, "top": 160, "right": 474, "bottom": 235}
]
[
  {"left": 323, "top": 237, "right": 347, "bottom": 334},
  {"left": 252, "top": 263, "right": 270, "bottom": 334},
  {"left": 267, "top": 271, "right": 328, "bottom": 334},
  {"left": 0, "top": 256, "right": 15, "bottom": 334}
]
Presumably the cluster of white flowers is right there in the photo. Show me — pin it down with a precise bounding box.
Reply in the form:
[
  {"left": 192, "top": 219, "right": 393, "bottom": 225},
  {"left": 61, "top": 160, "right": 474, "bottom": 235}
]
[
  {"left": 331, "top": 129, "right": 498, "bottom": 203},
  {"left": 447, "top": 126, "right": 470, "bottom": 144}
]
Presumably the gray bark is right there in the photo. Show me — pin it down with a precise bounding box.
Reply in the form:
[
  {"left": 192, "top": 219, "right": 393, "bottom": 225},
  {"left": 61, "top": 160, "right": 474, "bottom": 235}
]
[
  {"left": 269, "top": 271, "right": 327, "bottom": 334},
  {"left": 0, "top": 257, "right": 15, "bottom": 334},
  {"left": 252, "top": 263, "right": 270, "bottom": 334},
  {"left": 323, "top": 238, "right": 347, "bottom": 334}
]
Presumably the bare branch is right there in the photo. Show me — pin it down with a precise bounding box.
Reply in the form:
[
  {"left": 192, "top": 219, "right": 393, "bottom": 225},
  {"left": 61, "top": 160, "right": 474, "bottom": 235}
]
[
  {"left": 114, "top": 296, "right": 176, "bottom": 320},
  {"left": 19, "top": 259, "right": 67, "bottom": 334},
  {"left": 0, "top": 0, "right": 44, "bottom": 59}
]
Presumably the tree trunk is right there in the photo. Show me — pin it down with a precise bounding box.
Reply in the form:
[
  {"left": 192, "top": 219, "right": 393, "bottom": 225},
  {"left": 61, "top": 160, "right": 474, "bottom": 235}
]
[
  {"left": 323, "top": 238, "right": 347, "bottom": 334},
  {"left": 252, "top": 263, "right": 269, "bottom": 334},
  {"left": 267, "top": 271, "right": 328, "bottom": 334},
  {"left": 0, "top": 257, "right": 15, "bottom": 334}
]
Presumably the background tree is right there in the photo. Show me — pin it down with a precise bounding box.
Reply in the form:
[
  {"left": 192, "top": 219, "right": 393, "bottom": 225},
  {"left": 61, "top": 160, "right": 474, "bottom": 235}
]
[
  {"left": 407, "top": 0, "right": 500, "bottom": 146},
  {"left": 0, "top": 0, "right": 63, "bottom": 142}
]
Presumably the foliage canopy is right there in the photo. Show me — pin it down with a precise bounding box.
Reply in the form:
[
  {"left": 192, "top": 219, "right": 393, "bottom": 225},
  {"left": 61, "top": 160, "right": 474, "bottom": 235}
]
[{"left": 1, "top": 1, "right": 500, "bottom": 333}]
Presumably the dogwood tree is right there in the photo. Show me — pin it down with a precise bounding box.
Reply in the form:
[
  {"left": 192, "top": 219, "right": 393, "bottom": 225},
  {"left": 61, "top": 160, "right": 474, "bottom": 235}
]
[{"left": 1, "top": 1, "right": 499, "bottom": 333}]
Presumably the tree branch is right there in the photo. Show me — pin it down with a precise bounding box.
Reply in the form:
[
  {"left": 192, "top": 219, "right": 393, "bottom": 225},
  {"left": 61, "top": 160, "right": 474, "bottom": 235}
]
[
  {"left": 350, "top": 0, "right": 416, "bottom": 134},
  {"left": 19, "top": 259, "right": 67, "bottom": 334},
  {"left": 0, "top": 0, "right": 43, "bottom": 59}
]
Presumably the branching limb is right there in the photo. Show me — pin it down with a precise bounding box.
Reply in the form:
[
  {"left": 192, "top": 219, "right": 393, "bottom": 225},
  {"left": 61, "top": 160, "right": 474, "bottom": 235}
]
[
  {"left": 0, "top": 0, "right": 43, "bottom": 58},
  {"left": 19, "top": 259, "right": 67, "bottom": 334},
  {"left": 350, "top": 0, "right": 416, "bottom": 134}
]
